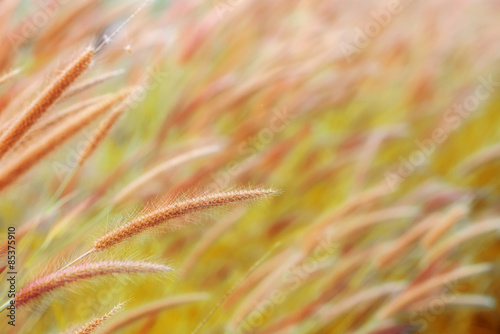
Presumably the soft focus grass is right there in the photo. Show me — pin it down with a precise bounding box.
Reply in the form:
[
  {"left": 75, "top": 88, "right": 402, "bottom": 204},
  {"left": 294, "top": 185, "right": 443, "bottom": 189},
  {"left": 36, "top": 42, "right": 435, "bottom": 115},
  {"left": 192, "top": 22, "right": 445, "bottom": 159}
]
[{"left": 1, "top": 0, "right": 500, "bottom": 333}]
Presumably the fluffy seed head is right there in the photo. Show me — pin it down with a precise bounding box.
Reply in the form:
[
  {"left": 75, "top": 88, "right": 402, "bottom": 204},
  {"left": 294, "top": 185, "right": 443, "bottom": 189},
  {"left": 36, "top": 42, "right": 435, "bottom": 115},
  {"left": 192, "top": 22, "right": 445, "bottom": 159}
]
[
  {"left": 15, "top": 261, "right": 171, "bottom": 306},
  {"left": 93, "top": 188, "right": 276, "bottom": 251},
  {"left": 71, "top": 303, "right": 124, "bottom": 334}
]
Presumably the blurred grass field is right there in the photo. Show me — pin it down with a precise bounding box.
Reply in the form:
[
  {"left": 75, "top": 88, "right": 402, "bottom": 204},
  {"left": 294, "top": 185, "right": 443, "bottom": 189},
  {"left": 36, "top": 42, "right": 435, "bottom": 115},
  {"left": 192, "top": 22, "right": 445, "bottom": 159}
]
[{"left": 1, "top": 0, "right": 500, "bottom": 333}]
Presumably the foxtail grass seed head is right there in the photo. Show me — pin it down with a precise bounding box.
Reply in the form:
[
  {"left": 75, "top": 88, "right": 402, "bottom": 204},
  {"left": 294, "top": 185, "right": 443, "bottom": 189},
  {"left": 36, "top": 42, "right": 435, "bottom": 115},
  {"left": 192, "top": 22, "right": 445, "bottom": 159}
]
[
  {"left": 15, "top": 261, "right": 171, "bottom": 306},
  {"left": 0, "top": 49, "right": 94, "bottom": 160},
  {"left": 70, "top": 303, "right": 124, "bottom": 334},
  {"left": 93, "top": 188, "right": 276, "bottom": 251}
]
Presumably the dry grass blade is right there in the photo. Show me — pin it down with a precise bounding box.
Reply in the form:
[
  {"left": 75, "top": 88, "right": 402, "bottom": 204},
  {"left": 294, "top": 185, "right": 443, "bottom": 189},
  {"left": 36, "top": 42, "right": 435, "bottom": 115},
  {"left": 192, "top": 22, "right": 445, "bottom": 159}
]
[
  {"left": 100, "top": 293, "right": 208, "bottom": 334},
  {"left": 303, "top": 182, "right": 391, "bottom": 252},
  {"left": 379, "top": 263, "right": 492, "bottom": 318},
  {"left": 0, "top": 90, "right": 129, "bottom": 191},
  {"left": 0, "top": 49, "right": 94, "bottom": 160},
  {"left": 14, "top": 261, "right": 171, "bottom": 307},
  {"left": 182, "top": 207, "right": 245, "bottom": 277},
  {"left": 3, "top": 0, "right": 499, "bottom": 332},
  {"left": 228, "top": 250, "right": 303, "bottom": 330},
  {"left": 422, "top": 204, "right": 468, "bottom": 249},
  {"left": 377, "top": 215, "right": 435, "bottom": 268},
  {"left": 93, "top": 188, "right": 276, "bottom": 252},
  {"left": 74, "top": 105, "right": 125, "bottom": 167},
  {"left": 257, "top": 247, "right": 381, "bottom": 334},
  {"left": 0, "top": 67, "right": 20, "bottom": 86},
  {"left": 0, "top": 77, "right": 39, "bottom": 122},
  {"left": 113, "top": 143, "right": 223, "bottom": 205},
  {"left": 12, "top": 95, "right": 110, "bottom": 151},
  {"left": 456, "top": 143, "right": 500, "bottom": 175},
  {"left": 223, "top": 248, "right": 292, "bottom": 308},
  {"left": 75, "top": 90, "right": 137, "bottom": 168},
  {"left": 68, "top": 303, "right": 124, "bottom": 334},
  {"left": 320, "top": 282, "right": 406, "bottom": 322}
]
